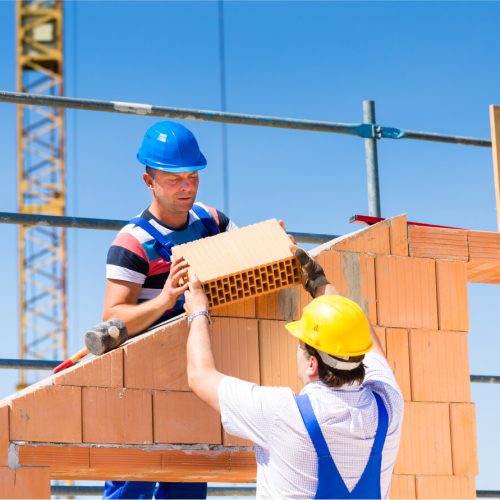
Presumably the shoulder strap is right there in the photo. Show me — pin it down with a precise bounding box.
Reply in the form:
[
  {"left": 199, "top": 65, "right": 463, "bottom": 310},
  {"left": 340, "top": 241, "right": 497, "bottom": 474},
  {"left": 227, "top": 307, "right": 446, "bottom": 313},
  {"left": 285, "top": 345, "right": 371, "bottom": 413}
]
[
  {"left": 192, "top": 203, "right": 220, "bottom": 236},
  {"left": 129, "top": 216, "right": 174, "bottom": 261},
  {"left": 371, "top": 392, "right": 389, "bottom": 455}
]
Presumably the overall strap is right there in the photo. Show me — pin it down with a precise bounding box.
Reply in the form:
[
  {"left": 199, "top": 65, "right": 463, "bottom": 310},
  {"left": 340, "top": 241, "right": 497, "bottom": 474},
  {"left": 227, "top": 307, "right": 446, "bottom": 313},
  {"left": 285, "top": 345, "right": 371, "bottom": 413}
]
[
  {"left": 371, "top": 392, "right": 389, "bottom": 455},
  {"left": 295, "top": 394, "right": 349, "bottom": 499},
  {"left": 129, "top": 217, "right": 174, "bottom": 261},
  {"left": 191, "top": 203, "right": 220, "bottom": 236}
]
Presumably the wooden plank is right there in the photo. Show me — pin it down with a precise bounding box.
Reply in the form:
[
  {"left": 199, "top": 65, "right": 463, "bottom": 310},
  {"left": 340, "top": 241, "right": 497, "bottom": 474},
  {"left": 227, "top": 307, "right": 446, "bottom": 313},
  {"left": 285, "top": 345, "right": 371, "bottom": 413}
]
[
  {"left": 466, "top": 260, "right": 500, "bottom": 283},
  {"left": 489, "top": 105, "right": 500, "bottom": 231}
]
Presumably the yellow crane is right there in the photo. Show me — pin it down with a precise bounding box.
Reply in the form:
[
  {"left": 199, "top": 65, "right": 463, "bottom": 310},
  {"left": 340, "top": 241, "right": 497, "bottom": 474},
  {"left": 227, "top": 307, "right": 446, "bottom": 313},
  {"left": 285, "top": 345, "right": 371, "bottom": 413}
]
[{"left": 16, "top": 0, "right": 67, "bottom": 388}]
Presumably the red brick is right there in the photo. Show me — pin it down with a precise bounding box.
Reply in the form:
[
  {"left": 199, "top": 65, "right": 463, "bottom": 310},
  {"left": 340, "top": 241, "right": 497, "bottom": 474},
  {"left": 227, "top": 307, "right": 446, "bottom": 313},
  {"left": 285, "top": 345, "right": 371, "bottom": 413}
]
[
  {"left": 0, "top": 466, "right": 50, "bottom": 499},
  {"left": 53, "top": 348, "right": 123, "bottom": 387},
  {"left": 10, "top": 385, "right": 82, "bottom": 443},
  {"left": 333, "top": 221, "right": 390, "bottom": 254},
  {"left": 415, "top": 475, "right": 475, "bottom": 499},
  {"left": 376, "top": 256, "right": 438, "bottom": 329},
  {"left": 124, "top": 318, "right": 190, "bottom": 391},
  {"left": 0, "top": 405, "right": 8, "bottom": 466},
  {"left": 395, "top": 402, "right": 452, "bottom": 475},
  {"left": 409, "top": 330, "right": 470, "bottom": 402},
  {"left": 409, "top": 225, "right": 468, "bottom": 260},
  {"left": 82, "top": 387, "right": 152, "bottom": 444},
  {"left": 385, "top": 328, "right": 411, "bottom": 400},
  {"left": 389, "top": 215, "right": 408, "bottom": 256},
  {"left": 211, "top": 318, "right": 260, "bottom": 384},
  {"left": 450, "top": 403, "right": 478, "bottom": 475},
  {"left": 436, "top": 260, "right": 469, "bottom": 331},
  {"left": 390, "top": 474, "right": 416, "bottom": 499},
  {"left": 153, "top": 391, "right": 221, "bottom": 444},
  {"left": 259, "top": 320, "right": 302, "bottom": 393}
]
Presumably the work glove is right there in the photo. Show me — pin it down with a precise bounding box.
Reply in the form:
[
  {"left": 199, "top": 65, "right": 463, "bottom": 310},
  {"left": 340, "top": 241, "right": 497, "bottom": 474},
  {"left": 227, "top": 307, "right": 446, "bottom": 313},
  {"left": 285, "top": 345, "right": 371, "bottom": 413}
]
[{"left": 292, "top": 246, "right": 330, "bottom": 298}]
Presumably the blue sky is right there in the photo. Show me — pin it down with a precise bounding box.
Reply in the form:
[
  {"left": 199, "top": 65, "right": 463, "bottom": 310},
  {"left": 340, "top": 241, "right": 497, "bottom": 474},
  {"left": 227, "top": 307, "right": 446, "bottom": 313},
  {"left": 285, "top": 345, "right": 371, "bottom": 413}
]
[{"left": 1, "top": 0, "right": 499, "bottom": 493}]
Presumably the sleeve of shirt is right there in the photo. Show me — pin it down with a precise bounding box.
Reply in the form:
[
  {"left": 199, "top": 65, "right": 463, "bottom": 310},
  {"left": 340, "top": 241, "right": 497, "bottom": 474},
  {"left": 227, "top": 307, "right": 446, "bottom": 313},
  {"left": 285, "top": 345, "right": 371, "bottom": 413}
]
[
  {"left": 106, "top": 231, "right": 149, "bottom": 284},
  {"left": 218, "top": 376, "right": 289, "bottom": 448},
  {"left": 216, "top": 209, "right": 238, "bottom": 232}
]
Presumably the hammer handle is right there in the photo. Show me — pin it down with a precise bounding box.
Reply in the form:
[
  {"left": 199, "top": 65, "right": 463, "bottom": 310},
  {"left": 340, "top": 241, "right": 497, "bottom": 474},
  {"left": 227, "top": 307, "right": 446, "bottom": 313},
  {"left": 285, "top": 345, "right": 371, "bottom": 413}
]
[{"left": 53, "top": 347, "right": 89, "bottom": 374}]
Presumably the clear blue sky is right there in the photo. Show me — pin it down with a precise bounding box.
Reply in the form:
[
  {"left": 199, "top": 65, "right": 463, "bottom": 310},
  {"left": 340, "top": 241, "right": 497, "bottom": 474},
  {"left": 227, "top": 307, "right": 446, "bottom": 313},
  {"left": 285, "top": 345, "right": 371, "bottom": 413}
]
[{"left": 0, "top": 0, "right": 499, "bottom": 493}]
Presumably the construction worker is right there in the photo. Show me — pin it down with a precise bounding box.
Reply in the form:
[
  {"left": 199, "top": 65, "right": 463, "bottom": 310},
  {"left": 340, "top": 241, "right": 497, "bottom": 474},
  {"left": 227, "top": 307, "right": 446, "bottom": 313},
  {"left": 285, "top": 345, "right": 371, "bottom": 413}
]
[
  {"left": 184, "top": 248, "right": 404, "bottom": 499},
  {"left": 102, "top": 120, "right": 236, "bottom": 499}
]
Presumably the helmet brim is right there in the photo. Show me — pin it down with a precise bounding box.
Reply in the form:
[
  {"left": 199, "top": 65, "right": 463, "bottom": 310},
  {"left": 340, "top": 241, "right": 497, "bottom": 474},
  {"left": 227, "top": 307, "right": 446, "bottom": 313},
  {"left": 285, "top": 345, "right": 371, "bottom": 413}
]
[{"left": 285, "top": 320, "right": 306, "bottom": 342}]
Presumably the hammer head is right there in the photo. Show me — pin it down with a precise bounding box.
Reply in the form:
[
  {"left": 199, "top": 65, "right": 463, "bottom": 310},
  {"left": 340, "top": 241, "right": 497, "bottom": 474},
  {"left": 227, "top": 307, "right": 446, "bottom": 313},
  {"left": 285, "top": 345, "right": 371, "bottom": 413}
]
[{"left": 85, "top": 318, "right": 129, "bottom": 355}]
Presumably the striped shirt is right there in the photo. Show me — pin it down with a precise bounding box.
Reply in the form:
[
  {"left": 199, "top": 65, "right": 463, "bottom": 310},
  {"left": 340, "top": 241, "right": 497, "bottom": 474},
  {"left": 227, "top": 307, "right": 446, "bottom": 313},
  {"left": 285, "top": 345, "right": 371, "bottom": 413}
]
[
  {"left": 106, "top": 202, "right": 236, "bottom": 321},
  {"left": 218, "top": 352, "right": 404, "bottom": 500}
]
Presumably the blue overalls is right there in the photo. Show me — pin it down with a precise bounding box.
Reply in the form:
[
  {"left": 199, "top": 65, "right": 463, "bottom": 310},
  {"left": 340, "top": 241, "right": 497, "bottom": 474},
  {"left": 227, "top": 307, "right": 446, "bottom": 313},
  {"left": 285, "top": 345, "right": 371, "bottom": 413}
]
[
  {"left": 295, "top": 391, "right": 389, "bottom": 500},
  {"left": 103, "top": 204, "right": 219, "bottom": 500}
]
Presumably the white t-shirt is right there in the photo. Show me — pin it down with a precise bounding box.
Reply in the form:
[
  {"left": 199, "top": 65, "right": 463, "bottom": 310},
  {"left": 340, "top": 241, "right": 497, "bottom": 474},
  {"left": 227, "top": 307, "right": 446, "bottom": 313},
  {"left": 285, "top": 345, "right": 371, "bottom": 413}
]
[{"left": 218, "top": 352, "right": 404, "bottom": 499}]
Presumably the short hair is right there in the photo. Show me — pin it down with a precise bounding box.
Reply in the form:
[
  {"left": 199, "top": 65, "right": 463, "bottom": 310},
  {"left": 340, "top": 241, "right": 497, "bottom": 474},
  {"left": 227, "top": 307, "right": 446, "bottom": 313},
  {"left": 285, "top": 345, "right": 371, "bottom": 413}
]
[
  {"left": 305, "top": 344, "right": 365, "bottom": 388},
  {"left": 145, "top": 166, "right": 156, "bottom": 178}
]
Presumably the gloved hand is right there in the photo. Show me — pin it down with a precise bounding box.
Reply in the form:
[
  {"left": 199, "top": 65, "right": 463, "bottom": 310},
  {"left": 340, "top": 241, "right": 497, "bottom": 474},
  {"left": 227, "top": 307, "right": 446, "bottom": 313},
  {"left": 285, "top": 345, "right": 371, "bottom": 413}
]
[{"left": 292, "top": 246, "right": 330, "bottom": 298}]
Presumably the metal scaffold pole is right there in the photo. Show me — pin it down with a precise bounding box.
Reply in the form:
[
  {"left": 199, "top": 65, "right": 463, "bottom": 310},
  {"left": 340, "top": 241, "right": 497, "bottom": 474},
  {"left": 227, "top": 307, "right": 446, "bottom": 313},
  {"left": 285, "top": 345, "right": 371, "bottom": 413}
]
[{"left": 363, "top": 100, "right": 381, "bottom": 217}]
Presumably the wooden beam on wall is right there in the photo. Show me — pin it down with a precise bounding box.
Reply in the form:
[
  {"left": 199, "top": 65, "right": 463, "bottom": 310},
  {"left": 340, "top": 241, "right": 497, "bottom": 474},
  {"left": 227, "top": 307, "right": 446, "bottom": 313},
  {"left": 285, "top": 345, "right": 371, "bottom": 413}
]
[{"left": 489, "top": 105, "right": 500, "bottom": 231}]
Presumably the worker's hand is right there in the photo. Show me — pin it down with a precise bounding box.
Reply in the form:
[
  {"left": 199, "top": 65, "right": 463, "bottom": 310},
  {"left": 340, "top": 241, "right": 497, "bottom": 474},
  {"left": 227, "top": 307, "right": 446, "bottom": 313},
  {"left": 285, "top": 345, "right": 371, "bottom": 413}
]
[
  {"left": 184, "top": 270, "right": 209, "bottom": 315},
  {"left": 291, "top": 245, "right": 330, "bottom": 298},
  {"left": 159, "top": 257, "right": 190, "bottom": 309},
  {"left": 279, "top": 220, "right": 296, "bottom": 245}
]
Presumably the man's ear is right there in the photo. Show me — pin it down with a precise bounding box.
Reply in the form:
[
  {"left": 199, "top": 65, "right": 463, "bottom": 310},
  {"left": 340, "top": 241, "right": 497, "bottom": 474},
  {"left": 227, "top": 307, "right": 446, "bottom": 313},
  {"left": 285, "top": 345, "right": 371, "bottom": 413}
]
[
  {"left": 143, "top": 172, "right": 154, "bottom": 190},
  {"left": 307, "top": 352, "right": 319, "bottom": 377}
]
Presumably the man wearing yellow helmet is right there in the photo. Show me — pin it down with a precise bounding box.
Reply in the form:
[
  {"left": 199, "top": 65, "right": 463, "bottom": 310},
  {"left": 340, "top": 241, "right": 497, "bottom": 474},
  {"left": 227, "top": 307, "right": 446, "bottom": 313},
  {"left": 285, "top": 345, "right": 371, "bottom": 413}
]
[{"left": 184, "top": 248, "right": 403, "bottom": 499}]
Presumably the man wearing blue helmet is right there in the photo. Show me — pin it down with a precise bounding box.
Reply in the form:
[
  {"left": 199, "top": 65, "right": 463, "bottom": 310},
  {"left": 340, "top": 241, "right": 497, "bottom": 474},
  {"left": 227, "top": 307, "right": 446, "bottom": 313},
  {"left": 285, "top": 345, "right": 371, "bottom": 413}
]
[{"left": 102, "top": 121, "right": 236, "bottom": 500}]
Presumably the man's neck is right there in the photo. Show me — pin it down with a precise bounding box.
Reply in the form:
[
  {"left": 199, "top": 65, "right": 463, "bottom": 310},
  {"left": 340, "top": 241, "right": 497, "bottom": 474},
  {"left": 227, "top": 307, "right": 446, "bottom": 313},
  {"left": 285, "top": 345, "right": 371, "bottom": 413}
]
[{"left": 148, "top": 202, "right": 189, "bottom": 229}]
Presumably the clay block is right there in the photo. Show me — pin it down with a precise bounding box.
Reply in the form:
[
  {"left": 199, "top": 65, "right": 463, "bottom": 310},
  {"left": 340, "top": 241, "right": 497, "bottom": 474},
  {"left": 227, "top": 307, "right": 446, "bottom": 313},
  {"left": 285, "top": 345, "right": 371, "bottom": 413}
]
[
  {"left": 0, "top": 466, "right": 50, "bottom": 499},
  {"left": 408, "top": 225, "right": 468, "bottom": 260},
  {"left": 17, "top": 444, "right": 90, "bottom": 471},
  {"left": 376, "top": 256, "right": 438, "bottom": 329},
  {"left": 469, "top": 230, "right": 500, "bottom": 261},
  {"left": 358, "top": 254, "right": 377, "bottom": 324},
  {"left": 385, "top": 328, "right": 411, "bottom": 400},
  {"left": 332, "top": 221, "right": 390, "bottom": 254},
  {"left": 436, "top": 260, "right": 469, "bottom": 331},
  {"left": 0, "top": 405, "right": 8, "bottom": 466},
  {"left": 10, "top": 385, "right": 82, "bottom": 443},
  {"left": 124, "top": 318, "right": 189, "bottom": 391},
  {"left": 212, "top": 298, "right": 256, "bottom": 318},
  {"left": 389, "top": 215, "right": 408, "bottom": 256},
  {"left": 82, "top": 387, "right": 152, "bottom": 444},
  {"left": 172, "top": 219, "right": 301, "bottom": 308},
  {"left": 450, "top": 403, "right": 478, "bottom": 475},
  {"left": 53, "top": 348, "right": 123, "bottom": 387},
  {"left": 409, "top": 330, "right": 470, "bottom": 402},
  {"left": 223, "top": 430, "right": 253, "bottom": 447},
  {"left": 415, "top": 475, "right": 475, "bottom": 499},
  {"left": 153, "top": 391, "right": 221, "bottom": 444},
  {"left": 372, "top": 326, "right": 386, "bottom": 354},
  {"left": 256, "top": 290, "right": 282, "bottom": 320},
  {"left": 390, "top": 475, "right": 416, "bottom": 499},
  {"left": 90, "top": 446, "right": 162, "bottom": 472},
  {"left": 211, "top": 318, "right": 260, "bottom": 384},
  {"left": 395, "top": 402, "right": 452, "bottom": 475},
  {"left": 256, "top": 287, "right": 301, "bottom": 322},
  {"left": 259, "top": 320, "right": 302, "bottom": 393}
]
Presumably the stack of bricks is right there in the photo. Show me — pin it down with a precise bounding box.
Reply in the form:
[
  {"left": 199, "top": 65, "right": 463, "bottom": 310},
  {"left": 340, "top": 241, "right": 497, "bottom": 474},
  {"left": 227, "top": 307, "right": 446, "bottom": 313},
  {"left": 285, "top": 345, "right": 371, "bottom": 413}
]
[{"left": 0, "top": 215, "right": 481, "bottom": 498}]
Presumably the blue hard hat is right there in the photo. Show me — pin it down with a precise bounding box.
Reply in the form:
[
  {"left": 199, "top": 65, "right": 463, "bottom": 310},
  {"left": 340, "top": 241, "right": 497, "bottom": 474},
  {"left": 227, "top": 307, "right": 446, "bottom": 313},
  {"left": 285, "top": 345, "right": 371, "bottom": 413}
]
[{"left": 137, "top": 121, "right": 207, "bottom": 173}]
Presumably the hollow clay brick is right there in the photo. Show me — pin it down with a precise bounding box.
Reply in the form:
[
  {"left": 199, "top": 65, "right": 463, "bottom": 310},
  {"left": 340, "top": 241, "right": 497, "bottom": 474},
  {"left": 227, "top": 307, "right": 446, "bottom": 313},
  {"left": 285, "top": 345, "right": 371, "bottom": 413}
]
[
  {"left": 256, "top": 287, "right": 302, "bottom": 322},
  {"left": 0, "top": 405, "right": 8, "bottom": 466},
  {"left": 372, "top": 326, "right": 386, "bottom": 354},
  {"left": 415, "top": 475, "right": 475, "bottom": 499},
  {"left": 211, "top": 318, "right": 260, "bottom": 384},
  {"left": 124, "top": 318, "right": 190, "bottom": 391},
  {"left": 389, "top": 474, "right": 416, "bottom": 499},
  {"left": 409, "top": 330, "right": 470, "bottom": 402},
  {"left": 408, "top": 225, "right": 468, "bottom": 260},
  {"left": 10, "top": 385, "right": 82, "bottom": 443},
  {"left": 332, "top": 221, "right": 390, "bottom": 254},
  {"left": 450, "top": 403, "right": 478, "bottom": 475},
  {"left": 395, "top": 402, "right": 452, "bottom": 475},
  {"left": 376, "top": 256, "right": 438, "bottom": 329},
  {"left": 82, "top": 387, "right": 152, "bottom": 444},
  {"left": 259, "top": 320, "right": 302, "bottom": 393},
  {"left": 436, "top": 260, "right": 469, "bottom": 331},
  {"left": 0, "top": 466, "right": 50, "bottom": 499},
  {"left": 389, "top": 215, "right": 408, "bottom": 256},
  {"left": 153, "top": 391, "right": 221, "bottom": 444},
  {"left": 212, "top": 298, "right": 256, "bottom": 318},
  {"left": 385, "top": 328, "right": 411, "bottom": 400},
  {"left": 468, "top": 230, "right": 500, "bottom": 261},
  {"left": 171, "top": 219, "right": 301, "bottom": 308},
  {"left": 17, "top": 444, "right": 90, "bottom": 472},
  {"left": 90, "top": 446, "right": 162, "bottom": 472},
  {"left": 53, "top": 348, "right": 123, "bottom": 388}
]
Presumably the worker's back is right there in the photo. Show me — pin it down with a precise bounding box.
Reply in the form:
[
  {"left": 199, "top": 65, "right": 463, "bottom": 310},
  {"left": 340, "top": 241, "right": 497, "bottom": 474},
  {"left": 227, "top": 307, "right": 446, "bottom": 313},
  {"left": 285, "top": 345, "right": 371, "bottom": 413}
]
[{"left": 219, "top": 352, "right": 403, "bottom": 499}]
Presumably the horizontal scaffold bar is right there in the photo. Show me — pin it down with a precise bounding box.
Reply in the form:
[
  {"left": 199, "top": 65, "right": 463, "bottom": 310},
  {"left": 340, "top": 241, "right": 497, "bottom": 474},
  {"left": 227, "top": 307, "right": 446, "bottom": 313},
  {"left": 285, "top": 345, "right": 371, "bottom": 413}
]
[{"left": 0, "top": 91, "right": 491, "bottom": 147}]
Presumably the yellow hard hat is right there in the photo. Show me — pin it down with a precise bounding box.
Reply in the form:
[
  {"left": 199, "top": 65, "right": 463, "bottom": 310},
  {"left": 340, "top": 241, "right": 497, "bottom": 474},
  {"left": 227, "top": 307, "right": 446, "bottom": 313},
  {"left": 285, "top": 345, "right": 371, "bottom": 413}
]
[{"left": 285, "top": 294, "right": 373, "bottom": 358}]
